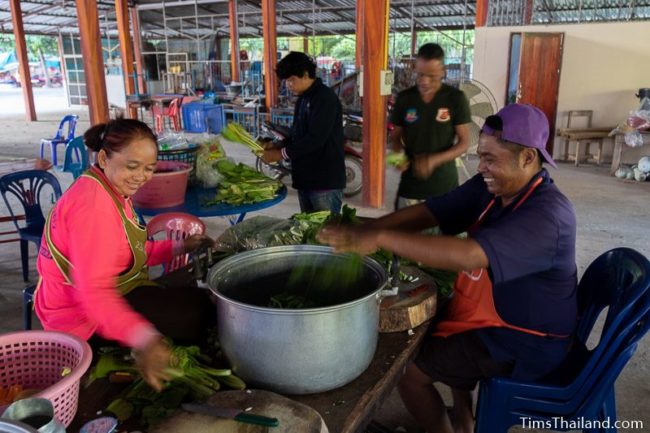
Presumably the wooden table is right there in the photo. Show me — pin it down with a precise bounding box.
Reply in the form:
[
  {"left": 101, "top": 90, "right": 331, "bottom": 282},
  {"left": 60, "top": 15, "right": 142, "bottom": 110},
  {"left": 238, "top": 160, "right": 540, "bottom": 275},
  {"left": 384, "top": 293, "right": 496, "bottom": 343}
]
[
  {"left": 610, "top": 131, "right": 650, "bottom": 175},
  {"left": 0, "top": 158, "right": 53, "bottom": 176},
  {"left": 125, "top": 95, "right": 154, "bottom": 123},
  {"left": 70, "top": 266, "right": 429, "bottom": 433},
  {"left": 557, "top": 127, "right": 615, "bottom": 166}
]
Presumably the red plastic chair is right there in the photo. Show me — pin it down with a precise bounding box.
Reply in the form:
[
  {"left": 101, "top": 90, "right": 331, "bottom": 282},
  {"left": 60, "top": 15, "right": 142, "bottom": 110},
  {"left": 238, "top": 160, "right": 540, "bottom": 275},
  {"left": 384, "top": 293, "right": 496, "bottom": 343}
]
[
  {"left": 146, "top": 212, "right": 205, "bottom": 273},
  {"left": 153, "top": 97, "right": 182, "bottom": 133}
]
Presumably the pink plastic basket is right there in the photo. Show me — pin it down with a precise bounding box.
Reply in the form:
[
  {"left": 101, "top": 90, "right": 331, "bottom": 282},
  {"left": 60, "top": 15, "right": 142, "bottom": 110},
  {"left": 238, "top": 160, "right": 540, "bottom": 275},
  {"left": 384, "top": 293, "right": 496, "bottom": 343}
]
[
  {"left": 0, "top": 330, "right": 92, "bottom": 427},
  {"left": 132, "top": 160, "right": 192, "bottom": 208}
]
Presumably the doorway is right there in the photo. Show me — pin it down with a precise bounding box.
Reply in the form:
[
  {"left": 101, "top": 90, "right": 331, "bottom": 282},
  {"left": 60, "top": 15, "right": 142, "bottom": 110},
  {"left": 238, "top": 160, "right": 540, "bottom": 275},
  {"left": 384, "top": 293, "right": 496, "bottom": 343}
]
[{"left": 506, "top": 32, "right": 564, "bottom": 154}]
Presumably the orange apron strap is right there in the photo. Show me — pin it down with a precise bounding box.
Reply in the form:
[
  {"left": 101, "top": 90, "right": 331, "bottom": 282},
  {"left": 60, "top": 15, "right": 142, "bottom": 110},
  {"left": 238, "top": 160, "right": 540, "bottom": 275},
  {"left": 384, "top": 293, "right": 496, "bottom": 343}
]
[{"left": 432, "top": 174, "right": 564, "bottom": 339}]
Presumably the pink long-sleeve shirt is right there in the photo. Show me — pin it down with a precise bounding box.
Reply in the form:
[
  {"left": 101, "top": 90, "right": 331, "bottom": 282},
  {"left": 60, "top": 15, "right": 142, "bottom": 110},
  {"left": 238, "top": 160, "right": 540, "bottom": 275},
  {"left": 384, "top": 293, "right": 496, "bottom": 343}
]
[{"left": 36, "top": 166, "right": 180, "bottom": 350}]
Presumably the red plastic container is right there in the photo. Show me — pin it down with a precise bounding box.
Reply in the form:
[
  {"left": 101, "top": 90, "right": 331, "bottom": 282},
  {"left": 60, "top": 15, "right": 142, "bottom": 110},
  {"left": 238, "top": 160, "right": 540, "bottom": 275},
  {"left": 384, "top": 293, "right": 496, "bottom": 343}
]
[{"left": 132, "top": 161, "right": 192, "bottom": 208}]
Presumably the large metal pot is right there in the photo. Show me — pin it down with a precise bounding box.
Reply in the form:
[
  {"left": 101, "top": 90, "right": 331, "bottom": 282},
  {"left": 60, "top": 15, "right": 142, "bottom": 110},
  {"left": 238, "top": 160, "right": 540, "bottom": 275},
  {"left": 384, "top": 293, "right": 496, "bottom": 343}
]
[{"left": 207, "top": 245, "right": 387, "bottom": 394}]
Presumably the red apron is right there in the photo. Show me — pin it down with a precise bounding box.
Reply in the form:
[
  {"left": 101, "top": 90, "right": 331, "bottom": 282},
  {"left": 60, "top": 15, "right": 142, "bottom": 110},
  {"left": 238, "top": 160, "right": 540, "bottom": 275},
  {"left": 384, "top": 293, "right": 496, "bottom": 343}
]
[{"left": 433, "top": 176, "right": 567, "bottom": 339}]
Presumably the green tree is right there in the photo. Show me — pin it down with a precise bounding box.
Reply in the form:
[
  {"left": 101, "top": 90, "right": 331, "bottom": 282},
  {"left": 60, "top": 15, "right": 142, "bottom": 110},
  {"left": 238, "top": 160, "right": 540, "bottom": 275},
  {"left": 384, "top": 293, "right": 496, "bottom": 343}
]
[
  {"left": 330, "top": 38, "right": 356, "bottom": 62},
  {"left": 0, "top": 34, "right": 58, "bottom": 86}
]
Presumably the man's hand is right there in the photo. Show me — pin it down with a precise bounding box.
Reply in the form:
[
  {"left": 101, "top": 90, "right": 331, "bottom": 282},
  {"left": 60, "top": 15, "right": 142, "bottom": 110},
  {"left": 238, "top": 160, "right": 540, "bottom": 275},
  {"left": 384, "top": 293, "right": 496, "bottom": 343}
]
[
  {"left": 413, "top": 154, "right": 440, "bottom": 179},
  {"left": 183, "top": 234, "right": 215, "bottom": 253},
  {"left": 261, "top": 148, "right": 284, "bottom": 164},
  {"left": 317, "top": 224, "right": 379, "bottom": 256},
  {"left": 134, "top": 337, "right": 172, "bottom": 392}
]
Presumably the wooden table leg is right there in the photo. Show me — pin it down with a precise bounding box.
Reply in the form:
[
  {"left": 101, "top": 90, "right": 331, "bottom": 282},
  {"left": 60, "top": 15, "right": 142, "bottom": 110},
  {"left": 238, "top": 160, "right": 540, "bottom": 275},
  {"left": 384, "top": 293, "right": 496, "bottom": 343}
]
[{"left": 610, "top": 135, "right": 623, "bottom": 176}]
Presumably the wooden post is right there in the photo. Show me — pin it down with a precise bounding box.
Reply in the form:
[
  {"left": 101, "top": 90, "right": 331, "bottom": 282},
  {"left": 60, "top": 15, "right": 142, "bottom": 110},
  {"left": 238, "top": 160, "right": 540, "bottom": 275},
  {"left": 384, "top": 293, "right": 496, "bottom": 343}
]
[
  {"left": 229, "top": 0, "right": 240, "bottom": 83},
  {"left": 362, "top": 0, "right": 389, "bottom": 208},
  {"left": 523, "top": 0, "right": 533, "bottom": 24},
  {"left": 410, "top": 27, "right": 418, "bottom": 56},
  {"left": 9, "top": 0, "right": 36, "bottom": 121},
  {"left": 76, "top": 0, "right": 109, "bottom": 125},
  {"left": 261, "top": 0, "right": 278, "bottom": 111},
  {"left": 56, "top": 33, "right": 67, "bottom": 89},
  {"left": 115, "top": 0, "right": 136, "bottom": 118},
  {"left": 130, "top": 7, "right": 147, "bottom": 95},
  {"left": 355, "top": 0, "right": 364, "bottom": 69},
  {"left": 303, "top": 33, "right": 309, "bottom": 54},
  {"left": 475, "top": 0, "right": 489, "bottom": 27}
]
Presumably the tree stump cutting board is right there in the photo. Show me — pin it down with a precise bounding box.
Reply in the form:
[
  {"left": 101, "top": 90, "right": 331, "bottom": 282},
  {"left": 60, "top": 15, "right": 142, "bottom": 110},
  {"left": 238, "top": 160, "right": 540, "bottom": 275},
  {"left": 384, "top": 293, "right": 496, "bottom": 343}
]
[
  {"left": 379, "top": 265, "right": 438, "bottom": 333},
  {"left": 151, "top": 389, "right": 328, "bottom": 433}
]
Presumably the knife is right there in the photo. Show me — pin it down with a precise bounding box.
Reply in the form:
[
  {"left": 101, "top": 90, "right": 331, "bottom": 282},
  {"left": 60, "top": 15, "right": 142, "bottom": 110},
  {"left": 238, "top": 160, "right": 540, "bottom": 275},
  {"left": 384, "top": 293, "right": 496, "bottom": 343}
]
[{"left": 181, "top": 403, "right": 279, "bottom": 428}]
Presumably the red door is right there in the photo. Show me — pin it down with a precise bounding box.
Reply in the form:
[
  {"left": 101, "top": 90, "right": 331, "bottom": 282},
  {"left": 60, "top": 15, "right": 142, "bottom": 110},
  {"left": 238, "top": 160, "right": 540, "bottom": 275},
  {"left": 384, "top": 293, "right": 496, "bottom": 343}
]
[{"left": 510, "top": 32, "right": 564, "bottom": 155}]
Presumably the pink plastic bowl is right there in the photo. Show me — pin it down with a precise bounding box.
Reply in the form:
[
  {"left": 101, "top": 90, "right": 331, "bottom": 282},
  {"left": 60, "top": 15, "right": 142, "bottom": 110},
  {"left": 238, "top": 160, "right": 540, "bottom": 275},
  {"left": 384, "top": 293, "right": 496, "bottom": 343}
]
[
  {"left": 0, "top": 330, "right": 92, "bottom": 427},
  {"left": 132, "top": 160, "right": 192, "bottom": 209}
]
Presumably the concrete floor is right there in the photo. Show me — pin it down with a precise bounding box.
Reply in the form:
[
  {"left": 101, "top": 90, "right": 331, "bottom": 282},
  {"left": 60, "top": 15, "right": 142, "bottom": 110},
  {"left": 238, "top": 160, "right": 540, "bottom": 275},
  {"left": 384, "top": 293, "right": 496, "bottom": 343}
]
[{"left": 1, "top": 89, "right": 649, "bottom": 432}]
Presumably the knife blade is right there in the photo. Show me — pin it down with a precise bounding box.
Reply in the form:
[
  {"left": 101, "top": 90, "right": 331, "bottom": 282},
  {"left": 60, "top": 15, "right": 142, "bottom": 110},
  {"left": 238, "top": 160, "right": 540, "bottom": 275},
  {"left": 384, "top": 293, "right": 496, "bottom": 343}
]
[{"left": 181, "top": 403, "right": 279, "bottom": 428}]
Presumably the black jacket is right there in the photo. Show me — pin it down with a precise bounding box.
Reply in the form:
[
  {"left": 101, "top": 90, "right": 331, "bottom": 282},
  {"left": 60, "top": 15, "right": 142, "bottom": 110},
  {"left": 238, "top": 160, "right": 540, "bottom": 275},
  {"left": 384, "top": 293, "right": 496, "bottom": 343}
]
[{"left": 284, "top": 78, "right": 346, "bottom": 191}]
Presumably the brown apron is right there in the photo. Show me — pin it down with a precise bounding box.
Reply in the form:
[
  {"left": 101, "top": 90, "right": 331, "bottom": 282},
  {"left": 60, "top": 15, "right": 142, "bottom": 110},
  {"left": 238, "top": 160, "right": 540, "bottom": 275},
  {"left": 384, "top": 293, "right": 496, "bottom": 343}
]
[
  {"left": 433, "top": 176, "right": 568, "bottom": 339},
  {"left": 41, "top": 169, "right": 158, "bottom": 296}
]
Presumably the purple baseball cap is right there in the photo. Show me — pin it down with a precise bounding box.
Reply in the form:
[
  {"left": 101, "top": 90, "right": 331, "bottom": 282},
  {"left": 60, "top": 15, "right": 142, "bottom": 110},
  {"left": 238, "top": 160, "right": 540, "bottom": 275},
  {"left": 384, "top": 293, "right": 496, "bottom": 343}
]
[{"left": 481, "top": 103, "right": 557, "bottom": 168}]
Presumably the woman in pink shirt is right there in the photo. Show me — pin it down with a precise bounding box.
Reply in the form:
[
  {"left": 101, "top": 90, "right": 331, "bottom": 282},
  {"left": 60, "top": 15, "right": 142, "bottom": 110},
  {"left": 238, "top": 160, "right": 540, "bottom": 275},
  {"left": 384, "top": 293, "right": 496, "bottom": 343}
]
[{"left": 36, "top": 119, "right": 214, "bottom": 390}]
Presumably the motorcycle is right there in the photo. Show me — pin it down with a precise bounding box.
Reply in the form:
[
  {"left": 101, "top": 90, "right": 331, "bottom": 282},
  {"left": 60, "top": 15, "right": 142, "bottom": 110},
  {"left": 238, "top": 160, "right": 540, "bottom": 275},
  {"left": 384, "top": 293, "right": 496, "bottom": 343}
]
[{"left": 255, "top": 121, "right": 363, "bottom": 197}]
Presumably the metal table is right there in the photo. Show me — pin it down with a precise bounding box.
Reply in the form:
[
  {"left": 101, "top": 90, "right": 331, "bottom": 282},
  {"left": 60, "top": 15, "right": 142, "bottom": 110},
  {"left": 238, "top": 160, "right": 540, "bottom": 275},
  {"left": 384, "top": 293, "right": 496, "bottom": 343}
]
[{"left": 135, "top": 185, "right": 288, "bottom": 225}]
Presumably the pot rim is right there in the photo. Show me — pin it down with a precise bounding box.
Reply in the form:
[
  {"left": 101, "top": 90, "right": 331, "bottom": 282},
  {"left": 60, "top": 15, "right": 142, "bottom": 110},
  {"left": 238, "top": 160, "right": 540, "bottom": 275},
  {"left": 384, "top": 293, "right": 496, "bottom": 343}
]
[{"left": 207, "top": 245, "right": 387, "bottom": 315}]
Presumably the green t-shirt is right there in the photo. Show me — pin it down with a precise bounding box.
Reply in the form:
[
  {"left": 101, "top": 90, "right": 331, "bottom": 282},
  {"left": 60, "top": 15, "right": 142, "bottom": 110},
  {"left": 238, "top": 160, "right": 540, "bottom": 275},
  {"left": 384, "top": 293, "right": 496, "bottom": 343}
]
[{"left": 391, "top": 84, "right": 471, "bottom": 199}]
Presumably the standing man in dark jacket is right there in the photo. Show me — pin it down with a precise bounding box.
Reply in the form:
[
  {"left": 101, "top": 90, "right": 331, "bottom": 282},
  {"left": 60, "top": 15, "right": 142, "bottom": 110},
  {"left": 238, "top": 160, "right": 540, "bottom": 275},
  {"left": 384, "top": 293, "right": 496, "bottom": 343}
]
[{"left": 262, "top": 52, "right": 346, "bottom": 214}]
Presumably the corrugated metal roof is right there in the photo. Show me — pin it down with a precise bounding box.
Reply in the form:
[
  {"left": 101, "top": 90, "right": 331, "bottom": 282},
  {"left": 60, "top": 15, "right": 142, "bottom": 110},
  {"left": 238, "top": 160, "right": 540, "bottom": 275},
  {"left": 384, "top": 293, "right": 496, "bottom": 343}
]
[
  {"left": 0, "top": 0, "right": 476, "bottom": 38},
  {"left": 2, "top": 0, "right": 648, "bottom": 38}
]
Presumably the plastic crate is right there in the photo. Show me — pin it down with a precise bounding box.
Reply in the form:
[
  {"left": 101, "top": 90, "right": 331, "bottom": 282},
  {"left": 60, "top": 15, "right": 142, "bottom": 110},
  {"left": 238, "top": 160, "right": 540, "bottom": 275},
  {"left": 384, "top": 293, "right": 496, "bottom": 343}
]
[{"left": 182, "top": 103, "right": 224, "bottom": 133}]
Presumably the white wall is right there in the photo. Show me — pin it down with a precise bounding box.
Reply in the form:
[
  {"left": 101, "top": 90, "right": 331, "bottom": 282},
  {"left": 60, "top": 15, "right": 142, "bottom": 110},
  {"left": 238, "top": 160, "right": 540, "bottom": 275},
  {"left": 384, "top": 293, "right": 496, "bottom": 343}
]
[{"left": 473, "top": 21, "right": 650, "bottom": 163}]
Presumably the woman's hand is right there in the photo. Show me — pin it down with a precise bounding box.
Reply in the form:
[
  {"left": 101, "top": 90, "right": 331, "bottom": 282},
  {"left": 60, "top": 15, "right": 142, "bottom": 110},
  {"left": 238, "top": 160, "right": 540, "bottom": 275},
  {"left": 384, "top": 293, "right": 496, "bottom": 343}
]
[
  {"left": 183, "top": 234, "right": 215, "bottom": 253},
  {"left": 134, "top": 337, "right": 172, "bottom": 392},
  {"left": 317, "top": 224, "right": 380, "bottom": 256}
]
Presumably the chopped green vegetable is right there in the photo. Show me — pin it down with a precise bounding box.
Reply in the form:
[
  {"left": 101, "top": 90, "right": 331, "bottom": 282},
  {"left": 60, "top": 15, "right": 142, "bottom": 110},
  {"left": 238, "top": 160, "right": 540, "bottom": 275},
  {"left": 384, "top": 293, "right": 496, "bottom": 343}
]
[{"left": 386, "top": 152, "right": 408, "bottom": 167}]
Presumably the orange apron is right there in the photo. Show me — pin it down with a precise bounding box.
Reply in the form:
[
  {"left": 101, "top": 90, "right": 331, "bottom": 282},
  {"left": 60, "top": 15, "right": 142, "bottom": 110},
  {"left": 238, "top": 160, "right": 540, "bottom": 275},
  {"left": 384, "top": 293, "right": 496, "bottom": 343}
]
[{"left": 433, "top": 176, "right": 568, "bottom": 339}]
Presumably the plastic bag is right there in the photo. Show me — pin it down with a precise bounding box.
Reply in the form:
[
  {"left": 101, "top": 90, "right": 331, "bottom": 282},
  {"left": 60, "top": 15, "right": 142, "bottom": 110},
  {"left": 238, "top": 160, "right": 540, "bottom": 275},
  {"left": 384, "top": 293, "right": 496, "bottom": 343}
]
[
  {"left": 216, "top": 216, "right": 299, "bottom": 252},
  {"left": 624, "top": 131, "right": 644, "bottom": 147},
  {"left": 157, "top": 131, "right": 192, "bottom": 150},
  {"left": 195, "top": 138, "right": 227, "bottom": 188}
]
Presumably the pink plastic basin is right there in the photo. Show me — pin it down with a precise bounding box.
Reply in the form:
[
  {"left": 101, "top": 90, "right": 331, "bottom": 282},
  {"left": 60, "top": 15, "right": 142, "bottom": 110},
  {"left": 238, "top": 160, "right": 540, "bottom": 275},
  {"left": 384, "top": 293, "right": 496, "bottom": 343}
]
[{"left": 132, "top": 161, "right": 192, "bottom": 208}]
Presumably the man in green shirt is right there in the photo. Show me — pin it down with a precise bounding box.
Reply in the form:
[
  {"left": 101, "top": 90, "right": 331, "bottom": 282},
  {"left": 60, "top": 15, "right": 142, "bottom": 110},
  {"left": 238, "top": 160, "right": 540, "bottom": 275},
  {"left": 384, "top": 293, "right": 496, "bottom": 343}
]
[{"left": 390, "top": 43, "right": 471, "bottom": 209}]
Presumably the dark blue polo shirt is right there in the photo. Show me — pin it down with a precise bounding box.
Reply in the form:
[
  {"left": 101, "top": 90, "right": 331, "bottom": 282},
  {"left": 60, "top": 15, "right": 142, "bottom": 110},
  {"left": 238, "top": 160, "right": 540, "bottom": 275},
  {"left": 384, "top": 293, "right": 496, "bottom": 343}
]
[{"left": 425, "top": 169, "right": 578, "bottom": 380}]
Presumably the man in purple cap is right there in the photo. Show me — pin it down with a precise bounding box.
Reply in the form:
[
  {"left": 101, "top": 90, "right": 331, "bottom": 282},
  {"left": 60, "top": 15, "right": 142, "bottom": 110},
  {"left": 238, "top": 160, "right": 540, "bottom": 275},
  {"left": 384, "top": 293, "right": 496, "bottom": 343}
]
[{"left": 318, "top": 103, "right": 577, "bottom": 433}]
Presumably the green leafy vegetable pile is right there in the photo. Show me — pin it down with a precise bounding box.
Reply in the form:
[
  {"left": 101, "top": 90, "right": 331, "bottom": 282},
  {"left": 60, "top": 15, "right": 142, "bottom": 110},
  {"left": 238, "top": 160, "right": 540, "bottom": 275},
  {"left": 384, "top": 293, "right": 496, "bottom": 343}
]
[
  {"left": 207, "top": 159, "right": 282, "bottom": 205},
  {"left": 89, "top": 345, "right": 245, "bottom": 427}
]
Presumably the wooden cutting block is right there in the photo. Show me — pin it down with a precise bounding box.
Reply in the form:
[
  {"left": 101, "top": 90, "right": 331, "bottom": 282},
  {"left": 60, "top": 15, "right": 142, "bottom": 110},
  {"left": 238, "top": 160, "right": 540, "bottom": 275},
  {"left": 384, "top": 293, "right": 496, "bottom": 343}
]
[
  {"left": 152, "top": 389, "right": 328, "bottom": 433},
  {"left": 379, "top": 266, "right": 438, "bottom": 333}
]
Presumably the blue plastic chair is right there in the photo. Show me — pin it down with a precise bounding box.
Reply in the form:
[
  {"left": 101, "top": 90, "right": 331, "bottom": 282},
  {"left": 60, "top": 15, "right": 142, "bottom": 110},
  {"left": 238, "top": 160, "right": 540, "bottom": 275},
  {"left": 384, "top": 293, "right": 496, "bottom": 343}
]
[
  {"left": 23, "top": 284, "right": 36, "bottom": 330},
  {"left": 62, "top": 136, "right": 89, "bottom": 179},
  {"left": 475, "top": 247, "right": 650, "bottom": 433},
  {"left": 39, "top": 114, "right": 79, "bottom": 167},
  {"left": 0, "top": 170, "right": 63, "bottom": 281}
]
